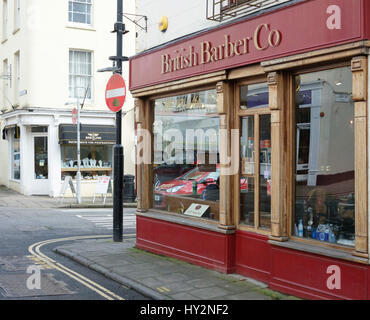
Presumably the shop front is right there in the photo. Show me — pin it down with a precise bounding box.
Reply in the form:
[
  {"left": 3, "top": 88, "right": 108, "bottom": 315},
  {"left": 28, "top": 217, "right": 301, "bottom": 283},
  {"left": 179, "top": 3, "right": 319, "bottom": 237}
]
[
  {"left": 1, "top": 109, "right": 115, "bottom": 197},
  {"left": 130, "top": 0, "right": 370, "bottom": 299}
]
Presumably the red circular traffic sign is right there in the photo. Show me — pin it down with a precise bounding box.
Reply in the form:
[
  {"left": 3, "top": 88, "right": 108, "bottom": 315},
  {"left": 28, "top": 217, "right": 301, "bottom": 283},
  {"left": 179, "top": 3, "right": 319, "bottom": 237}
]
[{"left": 105, "top": 74, "right": 127, "bottom": 112}]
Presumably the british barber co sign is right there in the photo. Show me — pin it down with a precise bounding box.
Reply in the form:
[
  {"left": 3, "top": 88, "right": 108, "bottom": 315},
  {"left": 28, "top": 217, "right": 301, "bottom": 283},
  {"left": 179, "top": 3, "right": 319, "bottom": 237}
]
[
  {"left": 161, "top": 24, "right": 281, "bottom": 74},
  {"left": 129, "top": 0, "right": 364, "bottom": 90}
]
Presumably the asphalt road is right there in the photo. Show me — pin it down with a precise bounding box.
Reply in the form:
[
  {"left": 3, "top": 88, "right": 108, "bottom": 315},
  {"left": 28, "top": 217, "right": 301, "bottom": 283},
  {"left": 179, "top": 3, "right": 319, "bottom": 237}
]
[{"left": 0, "top": 206, "right": 148, "bottom": 300}]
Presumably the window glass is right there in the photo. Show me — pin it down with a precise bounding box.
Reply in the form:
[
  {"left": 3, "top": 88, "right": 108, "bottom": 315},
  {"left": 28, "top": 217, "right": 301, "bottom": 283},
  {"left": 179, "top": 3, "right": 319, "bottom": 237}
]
[
  {"left": 68, "top": 0, "right": 92, "bottom": 25},
  {"left": 259, "top": 114, "right": 271, "bottom": 229},
  {"left": 294, "top": 66, "right": 355, "bottom": 247},
  {"left": 34, "top": 137, "right": 48, "bottom": 180},
  {"left": 240, "top": 116, "right": 255, "bottom": 226},
  {"left": 153, "top": 89, "right": 219, "bottom": 220},
  {"left": 240, "top": 83, "right": 269, "bottom": 110},
  {"left": 69, "top": 50, "right": 92, "bottom": 100},
  {"left": 61, "top": 144, "right": 112, "bottom": 180},
  {"left": 12, "top": 134, "right": 20, "bottom": 180}
]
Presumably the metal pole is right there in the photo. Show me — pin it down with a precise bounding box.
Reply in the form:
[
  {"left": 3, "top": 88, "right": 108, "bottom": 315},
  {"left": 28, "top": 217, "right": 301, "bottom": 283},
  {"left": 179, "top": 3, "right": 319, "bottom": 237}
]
[
  {"left": 76, "top": 94, "right": 81, "bottom": 204},
  {"left": 113, "top": 0, "right": 124, "bottom": 242}
]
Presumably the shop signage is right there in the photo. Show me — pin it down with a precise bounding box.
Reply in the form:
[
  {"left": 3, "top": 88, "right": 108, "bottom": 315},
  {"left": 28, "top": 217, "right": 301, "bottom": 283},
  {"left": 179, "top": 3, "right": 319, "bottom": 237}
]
[
  {"left": 105, "top": 74, "right": 127, "bottom": 113},
  {"left": 161, "top": 25, "right": 281, "bottom": 75},
  {"left": 59, "top": 176, "right": 76, "bottom": 199},
  {"left": 59, "top": 125, "right": 116, "bottom": 145},
  {"left": 130, "top": 0, "right": 364, "bottom": 90},
  {"left": 184, "top": 203, "right": 210, "bottom": 217},
  {"left": 93, "top": 176, "right": 113, "bottom": 205},
  {"left": 72, "top": 108, "right": 77, "bottom": 125}
]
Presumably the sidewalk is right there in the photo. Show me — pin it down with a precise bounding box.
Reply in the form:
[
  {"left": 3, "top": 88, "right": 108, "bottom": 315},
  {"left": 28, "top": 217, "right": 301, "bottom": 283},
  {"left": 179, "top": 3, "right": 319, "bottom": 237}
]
[
  {"left": 0, "top": 185, "right": 136, "bottom": 209},
  {"left": 0, "top": 184, "right": 300, "bottom": 300},
  {"left": 54, "top": 237, "right": 300, "bottom": 300}
]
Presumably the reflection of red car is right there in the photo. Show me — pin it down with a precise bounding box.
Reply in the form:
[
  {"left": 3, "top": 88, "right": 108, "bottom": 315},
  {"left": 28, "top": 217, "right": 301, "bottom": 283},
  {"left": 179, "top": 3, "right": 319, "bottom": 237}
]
[{"left": 154, "top": 165, "right": 248, "bottom": 208}]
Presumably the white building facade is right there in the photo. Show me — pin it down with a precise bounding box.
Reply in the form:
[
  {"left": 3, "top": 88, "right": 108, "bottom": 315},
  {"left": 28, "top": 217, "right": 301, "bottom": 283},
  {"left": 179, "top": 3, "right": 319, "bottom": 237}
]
[{"left": 0, "top": 0, "right": 136, "bottom": 197}]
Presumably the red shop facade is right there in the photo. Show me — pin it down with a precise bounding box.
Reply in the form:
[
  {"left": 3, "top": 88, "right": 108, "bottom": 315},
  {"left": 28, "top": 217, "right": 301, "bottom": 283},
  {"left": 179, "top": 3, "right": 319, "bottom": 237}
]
[{"left": 130, "top": 0, "right": 370, "bottom": 300}]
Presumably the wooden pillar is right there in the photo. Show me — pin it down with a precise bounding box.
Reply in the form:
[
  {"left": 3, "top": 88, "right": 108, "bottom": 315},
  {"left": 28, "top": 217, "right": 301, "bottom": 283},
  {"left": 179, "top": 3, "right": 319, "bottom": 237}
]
[
  {"left": 268, "top": 72, "right": 288, "bottom": 241},
  {"left": 217, "top": 81, "right": 235, "bottom": 230},
  {"left": 351, "top": 56, "right": 368, "bottom": 257},
  {"left": 135, "top": 98, "right": 146, "bottom": 212}
]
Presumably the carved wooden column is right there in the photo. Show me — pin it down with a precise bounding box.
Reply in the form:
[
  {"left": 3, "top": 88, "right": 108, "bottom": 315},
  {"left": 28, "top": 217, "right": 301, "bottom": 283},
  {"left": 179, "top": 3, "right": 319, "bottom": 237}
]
[
  {"left": 351, "top": 56, "right": 368, "bottom": 257},
  {"left": 135, "top": 98, "right": 146, "bottom": 212},
  {"left": 217, "top": 81, "right": 235, "bottom": 230},
  {"left": 268, "top": 72, "right": 288, "bottom": 241}
]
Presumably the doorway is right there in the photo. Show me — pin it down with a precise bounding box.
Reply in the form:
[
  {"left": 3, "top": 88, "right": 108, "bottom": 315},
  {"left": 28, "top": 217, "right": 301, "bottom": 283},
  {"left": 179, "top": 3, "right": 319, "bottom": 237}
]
[{"left": 31, "top": 128, "right": 49, "bottom": 195}]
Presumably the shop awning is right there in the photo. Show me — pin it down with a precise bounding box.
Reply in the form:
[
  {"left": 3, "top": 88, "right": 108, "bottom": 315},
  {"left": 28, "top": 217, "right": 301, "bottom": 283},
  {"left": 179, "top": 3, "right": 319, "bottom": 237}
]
[
  {"left": 2, "top": 125, "right": 19, "bottom": 140},
  {"left": 59, "top": 124, "right": 116, "bottom": 145}
]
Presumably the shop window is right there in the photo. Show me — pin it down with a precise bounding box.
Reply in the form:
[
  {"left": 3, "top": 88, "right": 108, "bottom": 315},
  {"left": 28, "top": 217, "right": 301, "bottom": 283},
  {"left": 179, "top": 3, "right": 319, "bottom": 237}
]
[
  {"left": 61, "top": 144, "right": 112, "bottom": 180},
  {"left": 293, "top": 66, "right": 355, "bottom": 247},
  {"left": 11, "top": 131, "right": 20, "bottom": 180},
  {"left": 239, "top": 82, "right": 271, "bottom": 230},
  {"left": 152, "top": 89, "right": 220, "bottom": 221}
]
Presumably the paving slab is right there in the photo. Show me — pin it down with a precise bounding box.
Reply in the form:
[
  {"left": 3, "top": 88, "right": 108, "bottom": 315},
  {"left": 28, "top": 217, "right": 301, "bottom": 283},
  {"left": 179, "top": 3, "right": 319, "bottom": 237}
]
[{"left": 54, "top": 238, "right": 299, "bottom": 301}]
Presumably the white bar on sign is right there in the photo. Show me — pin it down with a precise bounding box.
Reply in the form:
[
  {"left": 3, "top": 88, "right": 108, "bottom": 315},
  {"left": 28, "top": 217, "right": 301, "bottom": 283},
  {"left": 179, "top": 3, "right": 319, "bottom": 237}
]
[{"left": 106, "top": 87, "right": 125, "bottom": 99}]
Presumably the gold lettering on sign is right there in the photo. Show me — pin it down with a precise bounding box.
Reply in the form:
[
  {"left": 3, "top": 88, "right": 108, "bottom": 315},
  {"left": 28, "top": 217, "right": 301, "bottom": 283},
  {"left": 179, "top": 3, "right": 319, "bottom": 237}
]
[{"left": 160, "top": 23, "right": 282, "bottom": 74}]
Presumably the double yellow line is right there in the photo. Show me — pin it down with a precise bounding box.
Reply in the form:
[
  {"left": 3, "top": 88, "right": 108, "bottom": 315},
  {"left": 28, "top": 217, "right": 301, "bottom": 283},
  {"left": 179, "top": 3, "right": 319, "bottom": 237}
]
[{"left": 28, "top": 235, "right": 132, "bottom": 300}]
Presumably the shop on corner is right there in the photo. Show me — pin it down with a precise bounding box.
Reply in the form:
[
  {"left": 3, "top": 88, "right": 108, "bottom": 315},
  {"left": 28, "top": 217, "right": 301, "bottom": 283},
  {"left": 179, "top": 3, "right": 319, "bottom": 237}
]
[{"left": 129, "top": 0, "right": 370, "bottom": 300}]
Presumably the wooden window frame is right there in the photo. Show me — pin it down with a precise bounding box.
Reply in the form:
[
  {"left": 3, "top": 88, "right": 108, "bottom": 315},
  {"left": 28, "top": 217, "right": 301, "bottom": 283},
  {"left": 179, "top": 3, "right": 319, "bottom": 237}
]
[
  {"left": 268, "top": 58, "right": 368, "bottom": 258},
  {"left": 135, "top": 85, "right": 230, "bottom": 228},
  {"left": 234, "top": 77, "right": 272, "bottom": 236}
]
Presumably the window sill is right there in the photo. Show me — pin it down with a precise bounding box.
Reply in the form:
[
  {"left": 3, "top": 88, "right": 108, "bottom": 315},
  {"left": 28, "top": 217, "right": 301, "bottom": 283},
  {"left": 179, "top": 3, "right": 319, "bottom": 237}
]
[
  {"left": 268, "top": 238, "right": 369, "bottom": 265},
  {"left": 137, "top": 209, "right": 235, "bottom": 235},
  {"left": 66, "top": 23, "right": 96, "bottom": 32}
]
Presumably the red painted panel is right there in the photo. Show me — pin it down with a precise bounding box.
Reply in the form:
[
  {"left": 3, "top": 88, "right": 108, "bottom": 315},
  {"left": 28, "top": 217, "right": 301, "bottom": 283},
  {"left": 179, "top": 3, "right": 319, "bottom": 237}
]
[
  {"left": 136, "top": 215, "right": 235, "bottom": 273},
  {"left": 270, "top": 246, "right": 368, "bottom": 300},
  {"left": 363, "top": 0, "right": 370, "bottom": 40},
  {"left": 130, "top": 0, "right": 363, "bottom": 90},
  {"left": 235, "top": 230, "right": 271, "bottom": 283}
]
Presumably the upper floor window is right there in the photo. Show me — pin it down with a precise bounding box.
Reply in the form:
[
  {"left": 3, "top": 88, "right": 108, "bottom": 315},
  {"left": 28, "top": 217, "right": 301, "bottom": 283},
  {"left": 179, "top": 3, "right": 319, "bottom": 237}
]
[
  {"left": 14, "top": 0, "right": 20, "bottom": 30},
  {"left": 69, "top": 50, "right": 92, "bottom": 100},
  {"left": 68, "top": 0, "right": 92, "bottom": 25},
  {"left": 2, "top": 0, "right": 8, "bottom": 40}
]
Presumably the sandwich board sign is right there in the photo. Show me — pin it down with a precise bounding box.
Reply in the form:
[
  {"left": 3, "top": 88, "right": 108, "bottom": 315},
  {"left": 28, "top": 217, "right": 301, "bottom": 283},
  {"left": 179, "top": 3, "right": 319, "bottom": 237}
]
[
  {"left": 59, "top": 176, "right": 76, "bottom": 203},
  {"left": 93, "top": 176, "right": 112, "bottom": 204}
]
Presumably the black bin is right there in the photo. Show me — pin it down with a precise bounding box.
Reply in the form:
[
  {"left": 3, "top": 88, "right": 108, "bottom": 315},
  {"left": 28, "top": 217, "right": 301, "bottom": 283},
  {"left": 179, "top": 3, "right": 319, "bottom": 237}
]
[{"left": 123, "top": 174, "right": 136, "bottom": 202}]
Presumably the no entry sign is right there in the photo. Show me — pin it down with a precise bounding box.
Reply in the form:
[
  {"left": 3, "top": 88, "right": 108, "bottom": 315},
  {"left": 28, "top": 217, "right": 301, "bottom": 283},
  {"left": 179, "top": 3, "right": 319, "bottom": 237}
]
[{"left": 105, "top": 74, "right": 126, "bottom": 112}]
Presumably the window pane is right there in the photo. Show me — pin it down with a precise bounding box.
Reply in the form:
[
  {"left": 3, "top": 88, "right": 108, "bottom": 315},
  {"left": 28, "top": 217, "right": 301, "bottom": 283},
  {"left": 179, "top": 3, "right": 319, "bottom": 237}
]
[
  {"left": 69, "top": 51, "right": 92, "bottom": 99},
  {"left": 73, "top": 3, "right": 86, "bottom": 13},
  {"left": 12, "top": 137, "right": 20, "bottom": 180},
  {"left": 240, "top": 83, "right": 269, "bottom": 109},
  {"left": 73, "top": 13, "right": 86, "bottom": 23},
  {"left": 152, "top": 89, "right": 219, "bottom": 221},
  {"left": 61, "top": 145, "right": 112, "bottom": 180},
  {"left": 34, "top": 137, "right": 48, "bottom": 180},
  {"left": 294, "top": 66, "right": 355, "bottom": 247},
  {"left": 259, "top": 114, "right": 271, "bottom": 229},
  {"left": 240, "top": 116, "right": 255, "bottom": 226}
]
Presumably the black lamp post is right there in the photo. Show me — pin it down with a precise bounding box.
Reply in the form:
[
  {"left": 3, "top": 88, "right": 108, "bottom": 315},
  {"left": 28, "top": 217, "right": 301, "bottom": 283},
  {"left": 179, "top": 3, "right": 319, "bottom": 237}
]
[{"left": 110, "top": 0, "right": 129, "bottom": 242}]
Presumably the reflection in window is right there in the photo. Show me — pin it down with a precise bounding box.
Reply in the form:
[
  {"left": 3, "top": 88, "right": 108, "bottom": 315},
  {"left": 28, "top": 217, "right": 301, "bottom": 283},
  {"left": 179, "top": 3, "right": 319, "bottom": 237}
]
[
  {"left": 240, "top": 83, "right": 269, "bottom": 110},
  {"left": 152, "top": 89, "right": 220, "bottom": 220},
  {"left": 240, "top": 116, "right": 255, "bottom": 226},
  {"left": 259, "top": 114, "right": 271, "bottom": 229},
  {"left": 294, "top": 67, "right": 355, "bottom": 247}
]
